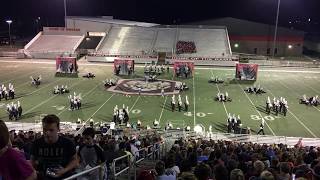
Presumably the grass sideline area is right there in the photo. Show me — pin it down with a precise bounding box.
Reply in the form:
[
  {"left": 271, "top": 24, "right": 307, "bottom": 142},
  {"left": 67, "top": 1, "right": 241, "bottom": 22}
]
[{"left": 1, "top": 59, "right": 320, "bottom": 138}]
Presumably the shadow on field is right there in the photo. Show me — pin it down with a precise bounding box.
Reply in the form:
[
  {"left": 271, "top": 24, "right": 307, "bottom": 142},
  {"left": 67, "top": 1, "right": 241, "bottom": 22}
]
[
  {"left": 256, "top": 105, "right": 267, "bottom": 114},
  {"left": 21, "top": 111, "right": 41, "bottom": 119},
  {"left": 80, "top": 102, "right": 97, "bottom": 109},
  {"left": 213, "top": 122, "right": 227, "bottom": 132},
  {"left": 229, "top": 79, "right": 256, "bottom": 85},
  {"left": 212, "top": 121, "right": 258, "bottom": 134},
  {"left": 14, "top": 93, "right": 30, "bottom": 99}
]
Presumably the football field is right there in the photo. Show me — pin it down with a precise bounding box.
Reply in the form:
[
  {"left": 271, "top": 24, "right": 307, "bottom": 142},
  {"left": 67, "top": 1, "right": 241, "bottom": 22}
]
[{"left": 1, "top": 59, "right": 320, "bottom": 138}]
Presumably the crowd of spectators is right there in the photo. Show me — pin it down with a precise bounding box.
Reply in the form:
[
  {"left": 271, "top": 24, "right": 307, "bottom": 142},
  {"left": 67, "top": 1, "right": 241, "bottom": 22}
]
[
  {"left": 0, "top": 115, "right": 162, "bottom": 180},
  {"left": 2, "top": 114, "right": 320, "bottom": 180},
  {"left": 139, "top": 138, "right": 320, "bottom": 180},
  {"left": 176, "top": 41, "right": 197, "bottom": 54}
]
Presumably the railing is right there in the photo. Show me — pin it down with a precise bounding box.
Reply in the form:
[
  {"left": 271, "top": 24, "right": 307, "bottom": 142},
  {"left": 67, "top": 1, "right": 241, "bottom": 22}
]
[
  {"left": 163, "top": 130, "right": 320, "bottom": 147},
  {"left": 63, "top": 142, "right": 163, "bottom": 180},
  {"left": 63, "top": 163, "right": 105, "bottom": 180},
  {"left": 112, "top": 154, "right": 131, "bottom": 180}
]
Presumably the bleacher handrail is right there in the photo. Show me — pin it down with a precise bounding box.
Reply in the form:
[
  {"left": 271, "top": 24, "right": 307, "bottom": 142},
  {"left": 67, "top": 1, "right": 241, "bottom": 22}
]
[{"left": 63, "top": 163, "right": 104, "bottom": 180}]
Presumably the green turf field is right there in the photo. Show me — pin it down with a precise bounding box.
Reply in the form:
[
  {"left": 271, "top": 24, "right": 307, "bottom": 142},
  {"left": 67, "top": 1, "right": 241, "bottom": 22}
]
[{"left": 1, "top": 59, "right": 320, "bottom": 138}]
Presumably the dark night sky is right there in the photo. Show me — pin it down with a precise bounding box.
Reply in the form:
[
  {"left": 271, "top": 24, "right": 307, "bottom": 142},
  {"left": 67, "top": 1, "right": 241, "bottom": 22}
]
[{"left": 0, "top": 0, "right": 319, "bottom": 38}]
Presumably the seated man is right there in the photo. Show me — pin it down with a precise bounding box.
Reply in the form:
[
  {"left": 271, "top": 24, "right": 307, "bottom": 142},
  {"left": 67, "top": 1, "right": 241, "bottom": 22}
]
[
  {"left": 209, "top": 76, "right": 224, "bottom": 83},
  {"left": 245, "top": 86, "right": 254, "bottom": 93},
  {"left": 61, "top": 85, "right": 69, "bottom": 94},
  {"left": 256, "top": 87, "right": 266, "bottom": 94},
  {"left": 215, "top": 93, "right": 225, "bottom": 102},
  {"left": 30, "top": 75, "right": 41, "bottom": 87},
  {"left": 182, "top": 82, "right": 189, "bottom": 90},
  {"left": 299, "top": 94, "right": 309, "bottom": 105},
  {"left": 83, "top": 72, "right": 95, "bottom": 78},
  {"left": 310, "top": 96, "right": 319, "bottom": 106},
  {"left": 53, "top": 86, "right": 60, "bottom": 94}
]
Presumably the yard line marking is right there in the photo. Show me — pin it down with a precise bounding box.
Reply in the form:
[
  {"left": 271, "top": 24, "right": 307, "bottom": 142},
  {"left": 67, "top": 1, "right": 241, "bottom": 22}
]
[
  {"left": 23, "top": 80, "right": 83, "bottom": 115},
  {"left": 87, "top": 94, "right": 115, "bottom": 120},
  {"left": 267, "top": 80, "right": 318, "bottom": 138},
  {"left": 210, "top": 69, "right": 228, "bottom": 116},
  {"left": 237, "top": 82, "right": 276, "bottom": 136},
  {"left": 129, "top": 96, "right": 140, "bottom": 113},
  {"left": 158, "top": 95, "right": 168, "bottom": 124},
  {"left": 193, "top": 71, "right": 196, "bottom": 126},
  {"left": 57, "top": 83, "right": 101, "bottom": 116}
]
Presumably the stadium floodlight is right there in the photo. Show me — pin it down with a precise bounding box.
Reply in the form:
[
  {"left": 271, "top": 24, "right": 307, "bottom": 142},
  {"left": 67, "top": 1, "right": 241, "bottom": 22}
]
[
  {"left": 234, "top": 43, "right": 239, "bottom": 48},
  {"left": 6, "top": 20, "right": 12, "bottom": 47},
  {"left": 288, "top": 45, "right": 293, "bottom": 49}
]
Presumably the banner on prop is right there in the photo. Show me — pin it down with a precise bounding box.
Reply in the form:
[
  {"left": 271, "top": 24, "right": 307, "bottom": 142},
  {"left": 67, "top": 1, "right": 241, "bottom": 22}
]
[
  {"left": 114, "top": 59, "right": 135, "bottom": 76},
  {"left": 56, "top": 57, "right": 78, "bottom": 74},
  {"left": 235, "top": 63, "right": 258, "bottom": 81}
]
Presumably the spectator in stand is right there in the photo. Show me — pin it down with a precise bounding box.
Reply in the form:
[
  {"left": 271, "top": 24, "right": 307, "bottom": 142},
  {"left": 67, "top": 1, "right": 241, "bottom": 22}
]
[
  {"left": 0, "top": 120, "right": 37, "bottom": 180},
  {"left": 260, "top": 170, "right": 275, "bottom": 180},
  {"left": 194, "top": 162, "right": 212, "bottom": 180},
  {"left": 214, "top": 164, "right": 229, "bottom": 180},
  {"left": 155, "top": 160, "right": 176, "bottom": 180},
  {"left": 277, "top": 162, "right": 291, "bottom": 180},
  {"left": 77, "top": 127, "right": 105, "bottom": 180},
  {"left": 230, "top": 169, "right": 245, "bottom": 180},
  {"left": 30, "top": 114, "right": 78, "bottom": 179},
  {"left": 165, "top": 153, "right": 180, "bottom": 175},
  {"left": 312, "top": 165, "right": 320, "bottom": 180}
]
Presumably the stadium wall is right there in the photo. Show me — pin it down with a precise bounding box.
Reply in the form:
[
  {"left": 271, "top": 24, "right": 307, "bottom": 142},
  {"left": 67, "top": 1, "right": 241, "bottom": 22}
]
[{"left": 188, "top": 17, "right": 305, "bottom": 56}]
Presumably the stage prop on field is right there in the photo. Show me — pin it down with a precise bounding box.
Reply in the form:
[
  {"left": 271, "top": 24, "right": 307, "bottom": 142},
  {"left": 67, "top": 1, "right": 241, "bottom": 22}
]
[
  {"left": 55, "top": 57, "right": 78, "bottom": 77},
  {"left": 114, "top": 59, "right": 135, "bottom": 76},
  {"left": 235, "top": 63, "right": 258, "bottom": 81},
  {"left": 173, "top": 61, "right": 194, "bottom": 78}
]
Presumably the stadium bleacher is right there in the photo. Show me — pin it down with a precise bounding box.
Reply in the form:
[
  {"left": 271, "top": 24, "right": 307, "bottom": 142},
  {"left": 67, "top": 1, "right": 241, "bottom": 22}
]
[
  {"left": 97, "top": 26, "right": 232, "bottom": 59},
  {"left": 99, "top": 26, "right": 156, "bottom": 55},
  {"left": 27, "top": 34, "right": 83, "bottom": 53}
]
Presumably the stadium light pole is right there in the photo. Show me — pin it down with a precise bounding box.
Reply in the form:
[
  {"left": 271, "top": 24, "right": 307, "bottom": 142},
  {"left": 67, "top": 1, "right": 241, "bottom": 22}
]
[
  {"left": 64, "top": 0, "right": 67, "bottom": 28},
  {"left": 6, "top": 20, "right": 13, "bottom": 47},
  {"left": 272, "top": 0, "right": 281, "bottom": 57}
]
